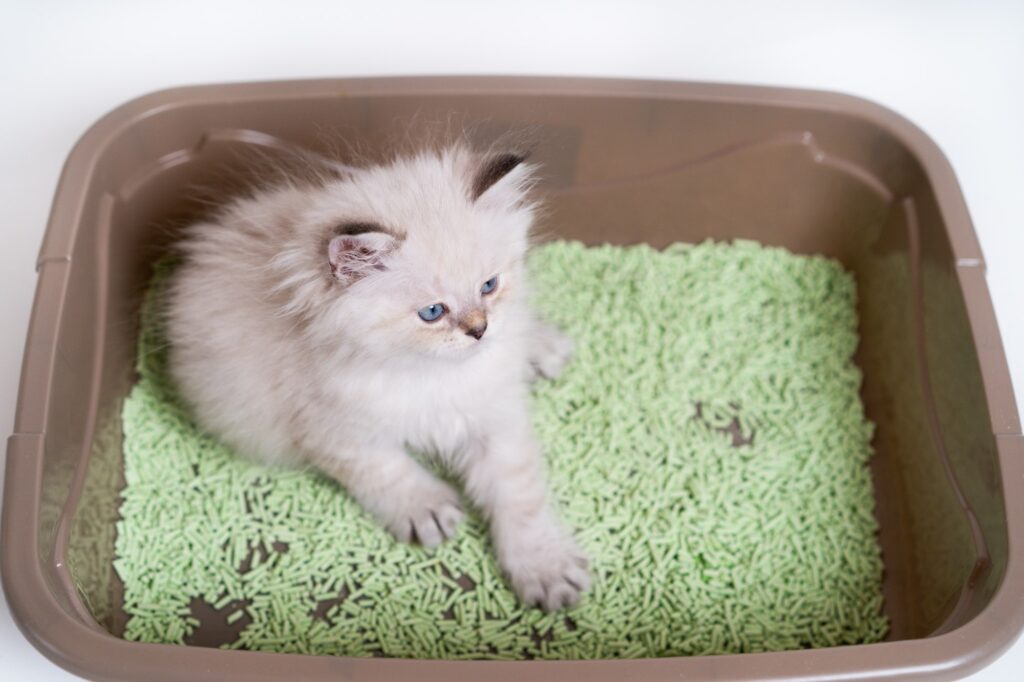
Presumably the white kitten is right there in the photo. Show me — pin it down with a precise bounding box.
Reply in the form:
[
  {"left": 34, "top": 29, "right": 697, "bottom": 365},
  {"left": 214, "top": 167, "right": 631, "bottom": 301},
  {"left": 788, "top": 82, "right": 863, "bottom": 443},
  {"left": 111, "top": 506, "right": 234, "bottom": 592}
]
[{"left": 166, "top": 145, "right": 589, "bottom": 611}]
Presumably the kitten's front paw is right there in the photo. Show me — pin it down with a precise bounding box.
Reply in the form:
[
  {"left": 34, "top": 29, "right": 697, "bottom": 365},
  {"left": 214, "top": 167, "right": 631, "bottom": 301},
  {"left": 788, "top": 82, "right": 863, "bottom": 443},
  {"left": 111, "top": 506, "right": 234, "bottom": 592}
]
[
  {"left": 502, "top": 527, "right": 591, "bottom": 611},
  {"left": 530, "top": 322, "right": 574, "bottom": 381},
  {"left": 384, "top": 479, "right": 464, "bottom": 549}
]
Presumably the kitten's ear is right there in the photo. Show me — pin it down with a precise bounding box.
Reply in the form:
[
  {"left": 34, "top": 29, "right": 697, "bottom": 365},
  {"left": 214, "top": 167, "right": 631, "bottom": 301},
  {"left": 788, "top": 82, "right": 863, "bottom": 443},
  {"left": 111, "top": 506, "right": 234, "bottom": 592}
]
[
  {"left": 471, "top": 152, "right": 531, "bottom": 204},
  {"left": 327, "top": 229, "right": 396, "bottom": 284}
]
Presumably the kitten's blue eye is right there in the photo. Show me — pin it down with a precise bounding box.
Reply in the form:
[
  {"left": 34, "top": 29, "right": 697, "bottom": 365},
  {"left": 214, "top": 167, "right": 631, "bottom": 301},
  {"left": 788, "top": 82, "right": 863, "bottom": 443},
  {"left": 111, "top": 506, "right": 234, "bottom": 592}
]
[
  {"left": 481, "top": 275, "right": 499, "bottom": 295},
  {"left": 417, "top": 303, "right": 447, "bottom": 322}
]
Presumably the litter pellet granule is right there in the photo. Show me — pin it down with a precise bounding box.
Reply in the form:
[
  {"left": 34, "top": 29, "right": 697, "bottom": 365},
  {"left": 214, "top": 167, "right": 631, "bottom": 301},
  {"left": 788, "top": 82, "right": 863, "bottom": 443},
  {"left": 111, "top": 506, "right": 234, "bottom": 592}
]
[{"left": 114, "top": 239, "right": 888, "bottom": 658}]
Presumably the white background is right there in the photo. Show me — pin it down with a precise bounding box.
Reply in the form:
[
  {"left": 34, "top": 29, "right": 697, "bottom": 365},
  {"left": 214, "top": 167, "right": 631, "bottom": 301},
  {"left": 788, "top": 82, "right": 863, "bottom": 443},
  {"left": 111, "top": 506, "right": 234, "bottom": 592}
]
[{"left": 1, "top": 1, "right": 1021, "bottom": 679}]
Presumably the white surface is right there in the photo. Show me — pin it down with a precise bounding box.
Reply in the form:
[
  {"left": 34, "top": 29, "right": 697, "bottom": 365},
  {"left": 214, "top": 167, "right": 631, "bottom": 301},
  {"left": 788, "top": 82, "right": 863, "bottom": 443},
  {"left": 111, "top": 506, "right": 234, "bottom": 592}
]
[{"left": 1, "top": 1, "right": 1022, "bottom": 679}]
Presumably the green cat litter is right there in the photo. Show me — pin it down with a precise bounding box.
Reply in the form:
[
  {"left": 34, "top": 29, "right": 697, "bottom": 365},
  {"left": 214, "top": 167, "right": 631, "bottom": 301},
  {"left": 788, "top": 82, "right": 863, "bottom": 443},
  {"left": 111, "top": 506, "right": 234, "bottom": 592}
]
[{"left": 114, "top": 239, "right": 887, "bottom": 659}]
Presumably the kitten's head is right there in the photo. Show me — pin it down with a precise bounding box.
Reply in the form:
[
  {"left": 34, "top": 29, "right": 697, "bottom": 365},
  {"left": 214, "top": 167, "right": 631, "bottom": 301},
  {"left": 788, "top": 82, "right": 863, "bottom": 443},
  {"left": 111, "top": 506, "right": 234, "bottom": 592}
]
[{"left": 284, "top": 146, "right": 538, "bottom": 362}]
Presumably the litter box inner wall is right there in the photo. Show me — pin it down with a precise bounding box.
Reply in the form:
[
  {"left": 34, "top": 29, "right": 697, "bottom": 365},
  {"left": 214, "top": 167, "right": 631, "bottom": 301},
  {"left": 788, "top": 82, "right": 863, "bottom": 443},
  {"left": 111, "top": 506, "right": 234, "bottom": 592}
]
[
  {"left": 855, "top": 200, "right": 974, "bottom": 641},
  {"left": 71, "top": 177, "right": 181, "bottom": 631},
  {"left": 854, "top": 165, "right": 1005, "bottom": 640},
  {"left": 916, "top": 179, "right": 1007, "bottom": 623},
  {"left": 36, "top": 185, "right": 113, "bottom": 620},
  {"left": 57, "top": 90, "right": 993, "bottom": 643},
  {"left": 48, "top": 146, "right": 181, "bottom": 629}
]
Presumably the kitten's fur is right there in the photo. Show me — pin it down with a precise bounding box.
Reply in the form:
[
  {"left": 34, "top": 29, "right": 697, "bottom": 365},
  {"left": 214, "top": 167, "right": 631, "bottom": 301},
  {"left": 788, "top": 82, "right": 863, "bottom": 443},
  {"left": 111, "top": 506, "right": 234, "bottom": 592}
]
[{"left": 166, "top": 144, "right": 589, "bottom": 610}]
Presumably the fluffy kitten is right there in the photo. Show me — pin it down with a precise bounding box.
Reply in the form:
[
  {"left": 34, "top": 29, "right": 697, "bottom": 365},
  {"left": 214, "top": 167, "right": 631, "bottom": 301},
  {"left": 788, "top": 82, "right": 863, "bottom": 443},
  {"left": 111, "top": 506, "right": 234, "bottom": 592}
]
[{"left": 166, "top": 145, "right": 590, "bottom": 611}]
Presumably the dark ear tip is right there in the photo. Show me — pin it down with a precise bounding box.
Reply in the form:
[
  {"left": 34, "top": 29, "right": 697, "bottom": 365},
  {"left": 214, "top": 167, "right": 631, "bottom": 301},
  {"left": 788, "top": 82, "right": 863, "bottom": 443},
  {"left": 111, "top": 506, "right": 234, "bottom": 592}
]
[
  {"left": 502, "top": 151, "right": 529, "bottom": 164},
  {"left": 472, "top": 151, "right": 529, "bottom": 200}
]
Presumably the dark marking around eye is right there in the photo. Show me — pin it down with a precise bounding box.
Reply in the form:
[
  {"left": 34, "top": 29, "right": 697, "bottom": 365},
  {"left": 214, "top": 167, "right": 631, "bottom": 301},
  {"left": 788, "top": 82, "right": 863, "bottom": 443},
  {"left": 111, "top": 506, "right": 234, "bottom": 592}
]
[
  {"left": 335, "top": 221, "right": 389, "bottom": 237},
  {"left": 472, "top": 152, "right": 526, "bottom": 200}
]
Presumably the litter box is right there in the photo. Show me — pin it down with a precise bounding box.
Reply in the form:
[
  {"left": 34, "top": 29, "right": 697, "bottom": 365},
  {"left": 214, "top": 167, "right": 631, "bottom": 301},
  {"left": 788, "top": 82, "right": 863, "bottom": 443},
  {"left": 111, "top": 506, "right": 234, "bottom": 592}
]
[{"left": 3, "top": 76, "right": 1023, "bottom": 681}]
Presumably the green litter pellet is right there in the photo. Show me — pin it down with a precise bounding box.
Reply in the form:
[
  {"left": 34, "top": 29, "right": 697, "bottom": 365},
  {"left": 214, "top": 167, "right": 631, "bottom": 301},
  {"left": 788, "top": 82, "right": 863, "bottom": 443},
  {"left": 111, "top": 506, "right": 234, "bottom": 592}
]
[{"left": 114, "top": 239, "right": 888, "bottom": 658}]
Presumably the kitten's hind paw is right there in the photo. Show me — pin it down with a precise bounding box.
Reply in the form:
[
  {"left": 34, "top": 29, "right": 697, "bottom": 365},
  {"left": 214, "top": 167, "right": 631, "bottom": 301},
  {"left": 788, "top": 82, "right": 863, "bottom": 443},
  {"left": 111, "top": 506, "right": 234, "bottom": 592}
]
[
  {"left": 502, "top": 529, "right": 591, "bottom": 611},
  {"left": 384, "top": 480, "right": 465, "bottom": 549},
  {"left": 529, "top": 321, "right": 575, "bottom": 382}
]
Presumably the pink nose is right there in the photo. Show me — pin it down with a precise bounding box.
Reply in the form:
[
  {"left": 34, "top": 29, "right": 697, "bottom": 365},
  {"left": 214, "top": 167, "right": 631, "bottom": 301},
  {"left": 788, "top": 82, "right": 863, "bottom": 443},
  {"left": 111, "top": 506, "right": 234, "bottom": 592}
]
[
  {"left": 465, "top": 321, "right": 487, "bottom": 340},
  {"left": 459, "top": 310, "right": 487, "bottom": 340}
]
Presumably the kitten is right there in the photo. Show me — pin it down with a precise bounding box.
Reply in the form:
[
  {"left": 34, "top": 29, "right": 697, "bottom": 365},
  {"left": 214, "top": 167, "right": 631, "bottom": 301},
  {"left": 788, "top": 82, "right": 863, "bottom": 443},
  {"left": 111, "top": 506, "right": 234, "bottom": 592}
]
[{"left": 166, "top": 144, "right": 590, "bottom": 611}]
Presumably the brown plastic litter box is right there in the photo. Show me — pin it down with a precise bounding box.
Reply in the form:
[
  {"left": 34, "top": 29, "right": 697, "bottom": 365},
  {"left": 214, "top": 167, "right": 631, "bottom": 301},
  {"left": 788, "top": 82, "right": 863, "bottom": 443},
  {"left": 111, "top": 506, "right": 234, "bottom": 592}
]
[{"left": 3, "top": 76, "right": 1023, "bottom": 681}]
